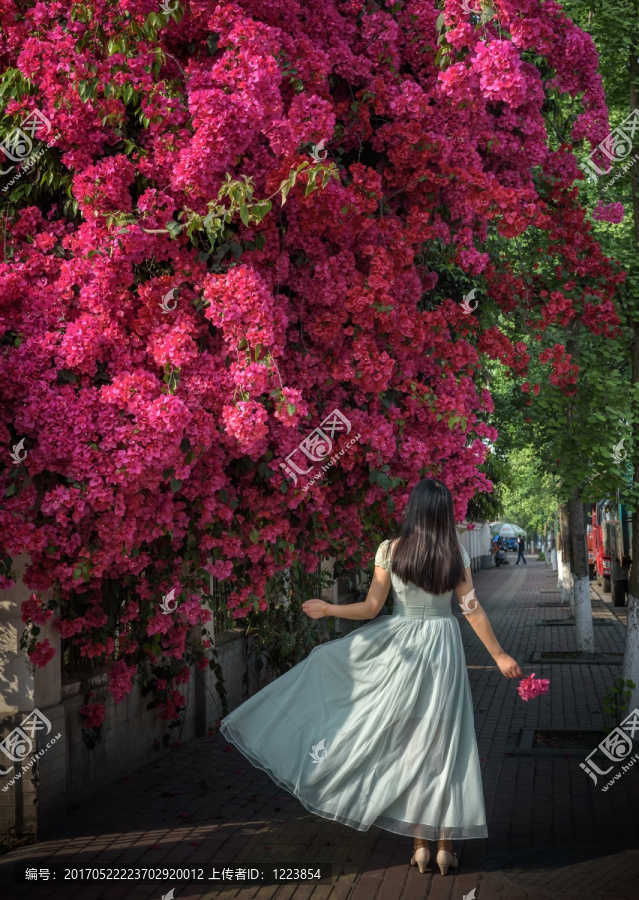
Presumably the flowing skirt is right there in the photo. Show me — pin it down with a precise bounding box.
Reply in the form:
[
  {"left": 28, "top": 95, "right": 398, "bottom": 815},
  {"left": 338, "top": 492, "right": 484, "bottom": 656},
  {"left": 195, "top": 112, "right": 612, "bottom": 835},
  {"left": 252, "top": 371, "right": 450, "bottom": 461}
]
[{"left": 219, "top": 614, "right": 487, "bottom": 841}]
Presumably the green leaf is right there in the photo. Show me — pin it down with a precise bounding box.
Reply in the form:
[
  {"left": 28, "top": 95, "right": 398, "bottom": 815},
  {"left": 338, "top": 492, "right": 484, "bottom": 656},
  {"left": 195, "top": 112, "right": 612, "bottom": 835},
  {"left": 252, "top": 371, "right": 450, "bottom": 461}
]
[
  {"left": 166, "top": 220, "right": 184, "bottom": 238},
  {"left": 280, "top": 171, "right": 297, "bottom": 205},
  {"left": 252, "top": 200, "right": 272, "bottom": 222},
  {"left": 249, "top": 528, "right": 260, "bottom": 544},
  {"left": 304, "top": 169, "right": 318, "bottom": 196},
  {"left": 180, "top": 438, "right": 191, "bottom": 453},
  {"left": 239, "top": 203, "right": 250, "bottom": 227},
  {"left": 170, "top": 478, "right": 182, "bottom": 493},
  {"left": 257, "top": 462, "right": 274, "bottom": 479},
  {"left": 162, "top": 467, "right": 175, "bottom": 479},
  {"left": 56, "top": 369, "right": 77, "bottom": 384}
]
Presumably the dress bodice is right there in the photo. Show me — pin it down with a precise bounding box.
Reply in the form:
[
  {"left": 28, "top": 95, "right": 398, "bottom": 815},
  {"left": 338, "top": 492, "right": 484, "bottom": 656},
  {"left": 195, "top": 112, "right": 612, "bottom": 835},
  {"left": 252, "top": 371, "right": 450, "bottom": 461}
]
[{"left": 374, "top": 538, "right": 471, "bottom": 620}]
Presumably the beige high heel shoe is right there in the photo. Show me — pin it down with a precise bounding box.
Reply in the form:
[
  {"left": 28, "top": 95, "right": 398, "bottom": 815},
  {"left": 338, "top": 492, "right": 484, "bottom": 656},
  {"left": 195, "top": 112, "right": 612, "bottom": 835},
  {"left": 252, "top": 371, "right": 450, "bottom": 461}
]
[
  {"left": 410, "top": 845, "right": 430, "bottom": 873},
  {"left": 436, "top": 848, "right": 458, "bottom": 875}
]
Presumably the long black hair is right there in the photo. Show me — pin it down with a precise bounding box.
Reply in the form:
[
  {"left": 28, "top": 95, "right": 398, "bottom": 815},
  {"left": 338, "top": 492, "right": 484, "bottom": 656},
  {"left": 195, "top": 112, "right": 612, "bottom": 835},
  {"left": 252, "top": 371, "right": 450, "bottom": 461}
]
[{"left": 388, "top": 478, "right": 466, "bottom": 595}]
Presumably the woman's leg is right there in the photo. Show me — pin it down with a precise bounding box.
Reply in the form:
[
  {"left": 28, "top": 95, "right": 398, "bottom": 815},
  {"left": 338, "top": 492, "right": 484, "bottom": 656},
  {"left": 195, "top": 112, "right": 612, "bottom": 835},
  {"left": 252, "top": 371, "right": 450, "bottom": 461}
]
[{"left": 412, "top": 835, "right": 453, "bottom": 851}]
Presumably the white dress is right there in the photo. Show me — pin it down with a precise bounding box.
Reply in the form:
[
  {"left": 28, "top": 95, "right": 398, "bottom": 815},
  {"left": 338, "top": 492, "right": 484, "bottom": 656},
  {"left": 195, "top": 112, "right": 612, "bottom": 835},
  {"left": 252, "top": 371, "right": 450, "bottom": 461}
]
[{"left": 220, "top": 539, "right": 488, "bottom": 841}]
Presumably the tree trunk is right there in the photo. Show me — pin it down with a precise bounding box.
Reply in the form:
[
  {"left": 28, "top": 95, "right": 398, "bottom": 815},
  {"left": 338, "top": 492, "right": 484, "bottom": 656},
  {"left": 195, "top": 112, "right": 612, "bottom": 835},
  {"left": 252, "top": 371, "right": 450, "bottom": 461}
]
[
  {"left": 543, "top": 522, "right": 548, "bottom": 566},
  {"left": 567, "top": 489, "right": 594, "bottom": 653},
  {"left": 623, "top": 47, "right": 639, "bottom": 712},
  {"left": 558, "top": 502, "right": 572, "bottom": 608},
  {"left": 556, "top": 514, "right": 564, "bottom": 585}
]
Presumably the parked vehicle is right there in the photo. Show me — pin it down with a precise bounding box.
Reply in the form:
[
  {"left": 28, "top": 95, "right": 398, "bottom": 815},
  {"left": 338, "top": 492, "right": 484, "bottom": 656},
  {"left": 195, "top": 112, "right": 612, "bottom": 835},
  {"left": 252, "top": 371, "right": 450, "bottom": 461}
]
[
  {"left": 586, "top": 523, "right": 595, "bottom": 580},
  {"left": 502, "top": 537, "right": 518, "bottom": 552},
  {"left": 599, "top": 497, "right": 632, "bottom": 608},
  {"left": 494, "top": 547, "right": 509, "bottom": 567},
  {"left": 587, "top": 498, "right": 631, "bottom": 606},
  {"left": 589, "top": 501, "right": 611, "bottom": 594}
]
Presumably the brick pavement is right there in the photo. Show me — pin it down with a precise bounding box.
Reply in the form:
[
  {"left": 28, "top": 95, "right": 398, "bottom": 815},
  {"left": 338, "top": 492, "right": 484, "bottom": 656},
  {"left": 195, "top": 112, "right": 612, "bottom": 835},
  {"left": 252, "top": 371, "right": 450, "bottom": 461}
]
[{"left": 1, "top": 554, "right": 639, "bottom": 900}]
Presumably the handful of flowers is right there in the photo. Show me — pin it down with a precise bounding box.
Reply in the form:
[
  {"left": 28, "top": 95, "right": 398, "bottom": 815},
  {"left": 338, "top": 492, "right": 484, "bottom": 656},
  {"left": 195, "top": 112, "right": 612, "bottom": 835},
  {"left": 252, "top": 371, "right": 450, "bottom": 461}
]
[{"left": 517, "top": 673, "right": 550, "bottom": 701}]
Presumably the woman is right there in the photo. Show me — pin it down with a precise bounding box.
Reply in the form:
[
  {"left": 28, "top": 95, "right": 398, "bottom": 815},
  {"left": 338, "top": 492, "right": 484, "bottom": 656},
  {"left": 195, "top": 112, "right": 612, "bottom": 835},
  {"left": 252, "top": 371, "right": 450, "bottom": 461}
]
[{"left": 219, "top": 478, "right": 522, "bottom": 876}]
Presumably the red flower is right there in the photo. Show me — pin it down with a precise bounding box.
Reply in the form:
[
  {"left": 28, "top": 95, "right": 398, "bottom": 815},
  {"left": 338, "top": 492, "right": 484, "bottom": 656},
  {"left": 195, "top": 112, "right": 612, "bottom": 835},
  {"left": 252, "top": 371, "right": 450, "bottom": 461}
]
[
  {"left": 29, "top": 639, "right": 56, "bottom": 668},
  {"left": 517, "top": 673, "right": 550, "bottom": 701},
  {"left": 21, "top": 594, "right": 53, "bottom": 626},
  {"left": 108, "top": 660, "right": 135, "bottom": 703},
  {"left": 79, "top": 703, "right": 106, "bottom": 729}
]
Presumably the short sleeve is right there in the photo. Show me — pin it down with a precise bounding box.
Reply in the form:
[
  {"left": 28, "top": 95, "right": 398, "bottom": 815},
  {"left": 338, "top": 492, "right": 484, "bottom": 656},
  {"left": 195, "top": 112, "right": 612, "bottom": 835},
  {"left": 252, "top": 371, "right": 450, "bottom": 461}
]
[
  {"left": 374, "top": 540, "right": 392, "bottom": 572},
  {"left": 459, "top": 542, "right": 471, "bottom": 569}
]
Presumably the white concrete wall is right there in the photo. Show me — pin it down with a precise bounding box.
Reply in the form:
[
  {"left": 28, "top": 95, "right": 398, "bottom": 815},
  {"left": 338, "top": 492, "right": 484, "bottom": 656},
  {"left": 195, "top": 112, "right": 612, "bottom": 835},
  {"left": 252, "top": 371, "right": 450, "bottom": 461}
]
[
  {"left": 0, "top": 553, "right": 58, "bottom": 843},
  {"left": 1, "top": 599, "right": 275, "bottom": 843},
  {"left": 458, "top": 521, "right": 492, "bottom": 572}
]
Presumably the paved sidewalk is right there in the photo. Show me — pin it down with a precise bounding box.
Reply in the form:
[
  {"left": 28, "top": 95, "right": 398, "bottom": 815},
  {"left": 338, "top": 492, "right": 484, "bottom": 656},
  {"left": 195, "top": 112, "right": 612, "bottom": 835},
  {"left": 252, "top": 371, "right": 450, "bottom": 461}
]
[{"left": 2, "top": 555, "right": 639, "bottom": 899}]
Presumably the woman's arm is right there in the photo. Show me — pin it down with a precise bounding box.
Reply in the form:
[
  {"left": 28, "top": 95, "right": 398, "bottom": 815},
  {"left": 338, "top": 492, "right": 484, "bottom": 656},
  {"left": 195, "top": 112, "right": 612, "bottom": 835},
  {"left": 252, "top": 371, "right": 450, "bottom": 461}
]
[
  {"left": 302, "top": 566, "right": 391, "bottom": 621},
  {"left": 454, "top": 566, "right": 522, "bottom": 679}
]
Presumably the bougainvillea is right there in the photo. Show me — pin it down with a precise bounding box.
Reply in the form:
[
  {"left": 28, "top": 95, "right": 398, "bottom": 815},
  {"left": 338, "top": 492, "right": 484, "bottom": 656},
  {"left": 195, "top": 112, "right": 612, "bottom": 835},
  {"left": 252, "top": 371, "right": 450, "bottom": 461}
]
[
  {"left": 0, "top": 0, "right": 623, "bottom": 720},
  {"left": 79, "top": 701, "right": 106, "bottom": 730},
  {"left": 592, "top": 200, "right": 625, "bottom": 224},
  {"left": 517, "top": 672, "right": 550, "bottom": 702}
]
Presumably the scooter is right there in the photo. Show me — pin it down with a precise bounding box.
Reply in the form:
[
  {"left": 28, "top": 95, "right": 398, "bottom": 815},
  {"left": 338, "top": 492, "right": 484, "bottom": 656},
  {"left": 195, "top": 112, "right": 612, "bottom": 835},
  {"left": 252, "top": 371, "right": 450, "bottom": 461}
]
[{"left": 494, "top": 548, "right": 510, "bottom": 567}]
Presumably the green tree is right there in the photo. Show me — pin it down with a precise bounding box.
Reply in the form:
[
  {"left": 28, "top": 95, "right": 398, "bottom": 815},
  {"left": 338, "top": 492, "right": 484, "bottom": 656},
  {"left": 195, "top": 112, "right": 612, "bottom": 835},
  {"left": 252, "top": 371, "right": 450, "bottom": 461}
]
[
  {"left": 560, "top": 0, "right": 639, "bottom": 703},
  {"left": 500, "top": 447, "right": 559, "bottom": 540}
]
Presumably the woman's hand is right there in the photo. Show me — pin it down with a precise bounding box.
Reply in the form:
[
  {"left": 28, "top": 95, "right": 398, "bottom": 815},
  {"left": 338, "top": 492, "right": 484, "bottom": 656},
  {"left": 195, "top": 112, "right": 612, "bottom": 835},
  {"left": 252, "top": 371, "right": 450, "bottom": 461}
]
[
  {"left": 302, "top": 598, "right": 326, "bottom": 619},
  {"left": 494, "top": 652, "right": 523, "bottom": 679}
]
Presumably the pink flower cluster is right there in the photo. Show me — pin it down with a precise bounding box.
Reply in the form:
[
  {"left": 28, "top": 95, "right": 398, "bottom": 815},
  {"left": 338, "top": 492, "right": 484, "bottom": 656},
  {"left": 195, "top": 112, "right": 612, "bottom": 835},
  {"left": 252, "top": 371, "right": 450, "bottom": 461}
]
[
  {"left": 21, "top": 593, "right": 53, "bottom": 626},
  {"left": 108, "top": 660, "right": 136, "bottom": 703},
  {"left": 29, "top": 639, "right": 56, "bottom": 669},
  {"left": 592, "top": 201, "right": 625, "bottom": 224},
  {"left": 517, "top": 673, "right": 550, "bottom": 701},
  {"left": 79, "top": 702, "right": 106, "bottom": 730}
]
